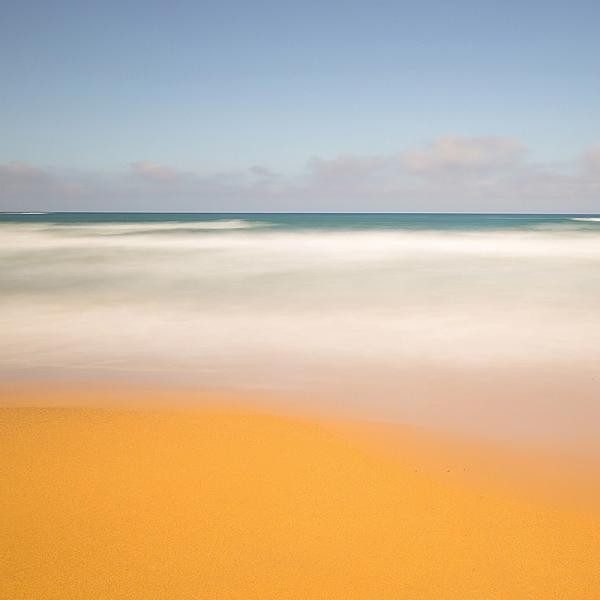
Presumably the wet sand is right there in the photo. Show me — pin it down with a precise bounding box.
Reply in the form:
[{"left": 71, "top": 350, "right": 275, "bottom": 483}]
[{"left": 1, "top": 387, "right": 599, "bottom": 599}]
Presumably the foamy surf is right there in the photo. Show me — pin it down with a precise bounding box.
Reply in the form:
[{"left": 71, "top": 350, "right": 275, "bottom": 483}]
[
  {"left": 45, "top": 219, "right": 269, "bottom": 234},
  {"left": 1, "top": 225, "right": 600, "bottom": 259},
  {"left": 1, "top": 213, "right": 600, "bottom": 441}
]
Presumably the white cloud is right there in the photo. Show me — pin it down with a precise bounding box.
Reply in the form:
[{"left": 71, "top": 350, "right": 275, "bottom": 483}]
[
  {"left": 0, "top": 161, "right": 49, "bottom": 188},
  {"left": 0, "top": 161, "right": 96, "bottom": 209},
  {"left": 1, "top": 137, "right": 599, "bottom": 212},
  {"left": 130, "top": 161, "right": 183, "bottom": 183},
  {"left": 399, "top": 136, "right": 526, "bottom": 176},
  {"left": 581, "top": 145, "right": 600, "bottom": 176}
]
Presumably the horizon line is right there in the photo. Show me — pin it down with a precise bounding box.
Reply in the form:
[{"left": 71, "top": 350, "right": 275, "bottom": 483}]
[{"left": 2, "top": 211, "right": 600, "bottom": 216}]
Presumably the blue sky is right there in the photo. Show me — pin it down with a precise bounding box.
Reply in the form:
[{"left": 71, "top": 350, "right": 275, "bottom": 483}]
[{"left": 1, "top": 0, "right": 599, "bottom": 210}]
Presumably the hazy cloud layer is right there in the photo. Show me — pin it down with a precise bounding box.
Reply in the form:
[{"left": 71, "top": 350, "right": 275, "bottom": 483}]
[
  {"left": 1, "top": 137, "right": 599, "bottom": 212},
  {"left": 400, "top": 136, "right": 526, "bottom": 176}
]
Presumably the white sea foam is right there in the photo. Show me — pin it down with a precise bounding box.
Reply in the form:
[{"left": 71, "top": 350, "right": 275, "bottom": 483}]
[
  {"left": 570, "top": 217, "right": 600, "bottom": 222},
  {"left": 1, "top": 223, "right": 600, "bottom": 260},
  {"left": 48, "top": 219, "right": 268, "bottom": 234},
  {"left": 1, "top": 219, "right": 600, "bottom": 440}
]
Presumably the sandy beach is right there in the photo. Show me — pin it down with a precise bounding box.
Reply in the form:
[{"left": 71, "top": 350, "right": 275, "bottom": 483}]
[
  {"left": 4, "top": 0, "right": 600, "bottom": 595},
  {"left": 2, "top": 386, "right": 599, "bottom": 599}
]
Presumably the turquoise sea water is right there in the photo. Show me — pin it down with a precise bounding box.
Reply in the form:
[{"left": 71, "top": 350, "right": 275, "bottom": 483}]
[
  {"left": 1, "top": 212, "right": 599, "bottom": 440},
  {"left": 2, "top": 211, "right": 600, "bottom": 230}
]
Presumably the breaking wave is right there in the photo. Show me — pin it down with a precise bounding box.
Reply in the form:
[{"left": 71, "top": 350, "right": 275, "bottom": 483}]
[
  {"left": 1, "top": 215, "right": 600, "bottom": 440},
  {"left": 1, "top": 223, "right": 600, "bottom": 260}
]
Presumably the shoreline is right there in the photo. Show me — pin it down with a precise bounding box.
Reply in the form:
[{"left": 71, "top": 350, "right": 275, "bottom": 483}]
[{"left": 3, "top": 383, "right": 600, "bottom": 511}]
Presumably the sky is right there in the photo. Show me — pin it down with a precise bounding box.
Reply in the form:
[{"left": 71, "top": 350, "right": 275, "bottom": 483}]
[{"left": 1, "top": 0, "right": 599, "bottom": 211}]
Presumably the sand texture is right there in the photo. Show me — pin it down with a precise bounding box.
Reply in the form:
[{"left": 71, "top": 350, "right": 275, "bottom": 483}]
[{"left": 2, "top": 393, "right": 600, "bottom": 599}]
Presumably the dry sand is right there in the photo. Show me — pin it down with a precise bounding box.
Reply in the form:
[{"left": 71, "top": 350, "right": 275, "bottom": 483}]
[{"left": 1, "top": 387, "right": 599, "bottom": 599}]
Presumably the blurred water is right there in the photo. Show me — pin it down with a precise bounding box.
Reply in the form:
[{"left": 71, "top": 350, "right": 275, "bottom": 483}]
[{"left": 1, "top": 213, "right": 600, "bottom": 440}]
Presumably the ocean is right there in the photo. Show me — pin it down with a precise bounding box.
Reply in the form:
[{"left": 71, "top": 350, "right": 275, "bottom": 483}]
[{"left": 2, "top": 212, "right": 599, "bottom": 441}]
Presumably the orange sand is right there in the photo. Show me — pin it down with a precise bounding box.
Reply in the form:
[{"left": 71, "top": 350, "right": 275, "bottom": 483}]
[{"left": 1, "top": 388, "right": 600, "bottom": 599}]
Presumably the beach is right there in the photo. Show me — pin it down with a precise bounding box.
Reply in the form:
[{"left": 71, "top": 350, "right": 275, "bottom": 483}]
[
  {"left": 3, "top": 0, "right": 600, "bottom": 594},
  {"left": 2, "top": 386, "right": 600, "bottom": 599},
  {"left": 2, "top": 213, "right": 600, "bottom": 598}
]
